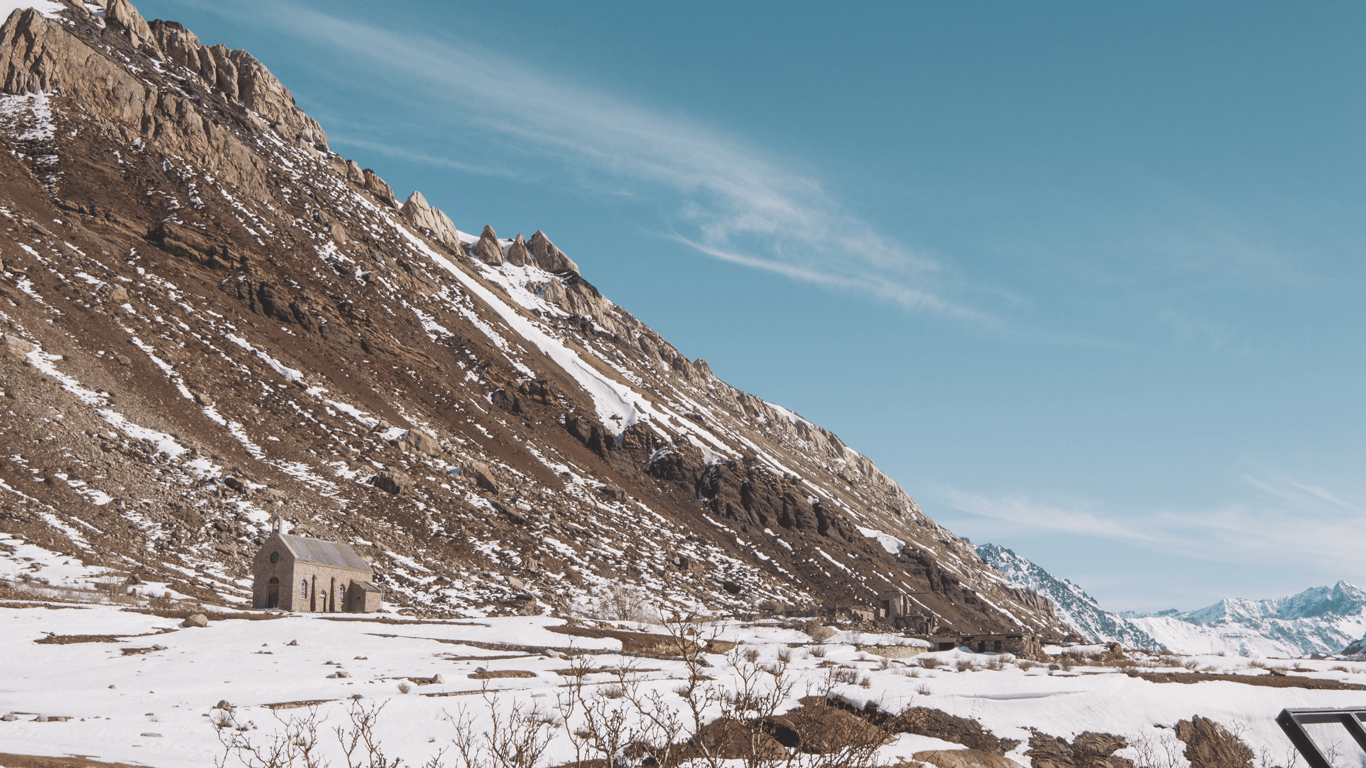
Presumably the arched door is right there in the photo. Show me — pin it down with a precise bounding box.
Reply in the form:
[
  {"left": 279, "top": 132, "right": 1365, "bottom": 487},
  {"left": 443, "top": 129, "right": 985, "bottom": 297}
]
[{"left": 267, "top": 577, "right": 280, "bottom": 609}]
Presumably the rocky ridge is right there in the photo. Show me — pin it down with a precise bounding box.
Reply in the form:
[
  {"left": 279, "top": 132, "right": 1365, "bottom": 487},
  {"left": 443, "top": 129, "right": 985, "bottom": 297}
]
[{"left": 0, "top": 0, "right": 1069, "bottom": 636}]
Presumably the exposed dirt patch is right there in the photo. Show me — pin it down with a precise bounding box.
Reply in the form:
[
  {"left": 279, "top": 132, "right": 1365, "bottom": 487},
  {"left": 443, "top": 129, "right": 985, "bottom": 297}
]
[
  {"left": 1137, "top": 672, "right": 1366, "bottom": 691},
  {"left": 0, "top": 754, "right": 150, "bottom": 768},
  {"left": 34, "top": 634, "right": 125, "bottom": 645},
  {"left": 551, "top": 666, "right": 660, "bottom": 677},
  {"left": 319, "top": 616, "right": 489, "bottom": 627},
  {"left": 468, "top": 670, "right": 537, "bottom": 679},
  {"left": 0, "top": 600, "right": 89, "bottom": 610},
  {"left": 546, "top": 624, "right": 696, "bottom": 656},
  {"left": 119, "top": 645, "right": 164, "bottom": 656},
  {"left": 121, "top": 607, "right": 283, "bottom": 621},
  {"left": 262, "top": 699, "right": 335, "bottom": 710}
]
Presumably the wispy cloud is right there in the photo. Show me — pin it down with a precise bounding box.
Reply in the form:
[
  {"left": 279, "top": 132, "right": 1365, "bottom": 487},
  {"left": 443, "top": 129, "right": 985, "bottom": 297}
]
[
  {"left": 183, "top": 0, "right": 973, "bottom": 318},
  {"left": 940, "top": 475, "right": 1366, "bottom": 580}
]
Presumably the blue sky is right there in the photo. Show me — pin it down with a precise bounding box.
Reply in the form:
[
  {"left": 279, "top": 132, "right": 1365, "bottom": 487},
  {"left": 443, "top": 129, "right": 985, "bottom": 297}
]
[{"left": 135, "top": 0, "right": 1366, "bottom": 612}]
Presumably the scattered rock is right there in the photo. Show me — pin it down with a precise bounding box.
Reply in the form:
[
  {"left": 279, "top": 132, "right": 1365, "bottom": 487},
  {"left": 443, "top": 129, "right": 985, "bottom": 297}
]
[
  {"left": 598, "top": 483, "right": 626, "bottom": 501},
  {"left": 287, "top": 640, "right": 299, "bottom": 646},
  {"left": 192, "top": 391, "right": 213, "bottom": 406},
  {"left": 429, "top": 673, "right": 445, "bottom": 684},
  {"left": 506, "top": 575, "right": 525, "bottom": 591},
  {"left": 223, "top": 476, "right": 249, "bottom": 493},
  {"left": 115, "top": 354, "right": 131, "bottom": 366},
  {"left": 373, "top": 470, "right": 414, "bottom": 496},
  {"left": 327, "top": 671, "right": 351, "bottom": 679},
  {"left": 1, "top": 713, "right": 16, "bottom": 721},
  {"left": 1, "top": 333, "right": 33, "bottom": 360},
  {"left": 470, "top": 462, "right": 499, "bottom": 494},
  {"left": 141, "top": 732, "right": 163, "bottom": 738},
  {"left": 401, "top": 428, "right": 441, "bottom": 456},
  {"left": 181, "top": 613, "right": 208, "bottom": 628},
  {"left": 542, "top": 649, "right": 564, "bottom": 659},
  {"left": 216, "top": 700, "right": 232, "bottom": 710},
  {"left": 97, "top": 282, "right": 130, "bottom": 303}
]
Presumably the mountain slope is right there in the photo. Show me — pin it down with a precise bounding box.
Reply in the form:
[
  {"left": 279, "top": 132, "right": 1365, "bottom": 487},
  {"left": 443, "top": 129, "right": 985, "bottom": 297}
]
[
  {"left": 0, "top": 0, "right": 1069, "bottom": 637},
  {"left": 976, "top": 544, "right": 1164, "bottom": 650},
  {"left": 1126, "top": 582, "right": 1366, "bottom": 658}
]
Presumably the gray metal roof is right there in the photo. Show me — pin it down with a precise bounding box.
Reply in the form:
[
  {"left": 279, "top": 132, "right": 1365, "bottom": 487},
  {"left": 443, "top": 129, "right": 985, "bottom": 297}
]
[
  {"left": 278, "top": 534, "right": 372, "bottom": 571},
  {"left": 355, "top": 581, "right": 381, "bottom": 592}
]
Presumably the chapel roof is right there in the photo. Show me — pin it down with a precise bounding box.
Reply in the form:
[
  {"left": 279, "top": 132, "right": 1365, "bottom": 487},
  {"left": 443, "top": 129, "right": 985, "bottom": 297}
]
[{"left": 273, "top": 533, "right": 372, "bottom": 571}]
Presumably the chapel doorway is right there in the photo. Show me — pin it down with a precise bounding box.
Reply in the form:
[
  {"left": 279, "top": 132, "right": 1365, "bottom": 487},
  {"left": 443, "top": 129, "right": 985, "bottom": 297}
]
[{"left": 267, "top": 577, "right": 280, "bottom": 609}]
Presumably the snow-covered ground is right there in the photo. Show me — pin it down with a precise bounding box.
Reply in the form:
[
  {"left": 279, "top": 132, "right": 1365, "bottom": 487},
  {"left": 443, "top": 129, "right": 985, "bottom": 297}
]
[{"left": 4, "top": 599, "right": 1366, "bottom": 767}]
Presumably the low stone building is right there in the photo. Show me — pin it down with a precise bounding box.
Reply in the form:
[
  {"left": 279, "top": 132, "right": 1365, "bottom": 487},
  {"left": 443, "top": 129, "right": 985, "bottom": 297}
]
[{"left": 252, "top": 515, "right": 381, "bottom": 612}]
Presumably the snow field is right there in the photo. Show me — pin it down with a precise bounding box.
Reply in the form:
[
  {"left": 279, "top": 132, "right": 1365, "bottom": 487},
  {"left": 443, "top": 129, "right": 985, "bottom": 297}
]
[{"left": 3, "top": 604, "right": 1366, "bottom": 767}]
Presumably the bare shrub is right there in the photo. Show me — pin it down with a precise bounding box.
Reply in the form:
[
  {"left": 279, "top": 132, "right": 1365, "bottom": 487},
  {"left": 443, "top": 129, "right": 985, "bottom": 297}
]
[
  {"left": 1017, "top": 660, "right": 1036, "bottom": 672},
  {"left": 592, "top": 582, "right": 655, "bottom": 623},
  {"left": 916, "top": 683, "right": 931, "bottom": 696},
  {"left": 808, "top": 645, "right": 827, "bottom": 659},
  {"left": 744, "top": 648, "right": 761, "bottom": 663},
  {"left": 827, "top": 666, "right": 859, "bottom": 685},
  {"left": 452, "top": 692, "right": 555, "bottom": 768},
  {"left": 776, "top": 648, "right": 792, "bottom": 664},
  {"left": 955, "top": 659, "right": 974, "bottom": 673},
  {"left": 806, "top": 623, "right": 837, "bottom": 643},
  {"left": 918, "top": 657, "right": 942, "bottom": 670},
  {"left": 1128, "top": 728, "right": 1184, "bottom": 768}
]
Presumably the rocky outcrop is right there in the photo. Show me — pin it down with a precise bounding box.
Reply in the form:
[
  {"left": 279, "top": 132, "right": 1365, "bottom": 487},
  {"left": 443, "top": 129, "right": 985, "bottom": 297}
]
[
  {"left": 362, "top": 169, "right": 396, "bottom": 208},
  {"left": 1174, "top": 717, "right": 1253, "bottom": 768},
  {"left": 401, "top": 191, "right": 463, "bottom": 251},
  {"left": 506, "top": 234, "right": 533, "bottom": 267},
  {"left": 893, "top": 708, "right": 1020, "bottom": 756},
  {"left": 471, "top": 225, "right": 504, "bottom": 266},
  {"left": 1024, "top": 731, "right": 1134, "bottom": 768},
  {"left": 528, "top": 230, "right": 579, "bottom": 274}
]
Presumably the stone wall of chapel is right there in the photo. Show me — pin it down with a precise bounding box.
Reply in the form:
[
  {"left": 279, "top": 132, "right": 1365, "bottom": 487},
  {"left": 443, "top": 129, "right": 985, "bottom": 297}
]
[
  {"left": 292, "top": 564, "right": 371, "bottom": 613},
  {"left": 252, "top": 542, "right": 298, "bottom": 610}
]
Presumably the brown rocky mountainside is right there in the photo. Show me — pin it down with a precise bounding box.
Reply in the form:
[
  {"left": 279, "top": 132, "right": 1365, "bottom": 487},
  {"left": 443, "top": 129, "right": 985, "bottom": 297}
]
[{"left": 0, "top": 0, "right": 1067, "bottom": 636}]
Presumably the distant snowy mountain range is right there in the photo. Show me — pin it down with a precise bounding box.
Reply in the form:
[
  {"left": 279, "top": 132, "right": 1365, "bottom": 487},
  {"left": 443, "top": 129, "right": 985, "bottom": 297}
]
[
  {"left": 976, "top": 544, "right": 1165, "bottom": 651},
  {"left": 978, "top": 544, "right": 1366, "bottom": 658}
]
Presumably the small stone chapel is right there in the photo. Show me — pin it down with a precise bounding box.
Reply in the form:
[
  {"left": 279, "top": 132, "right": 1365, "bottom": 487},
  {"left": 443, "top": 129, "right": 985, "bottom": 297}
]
[{"left": 252, "top": 514, "right": 382, "bottom": 613}]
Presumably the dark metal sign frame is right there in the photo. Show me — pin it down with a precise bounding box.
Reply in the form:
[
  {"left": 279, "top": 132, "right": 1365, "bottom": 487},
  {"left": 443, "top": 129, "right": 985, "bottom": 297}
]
[{"left": 1277, "top": 707, "right": 1366, "bottom": 768}]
